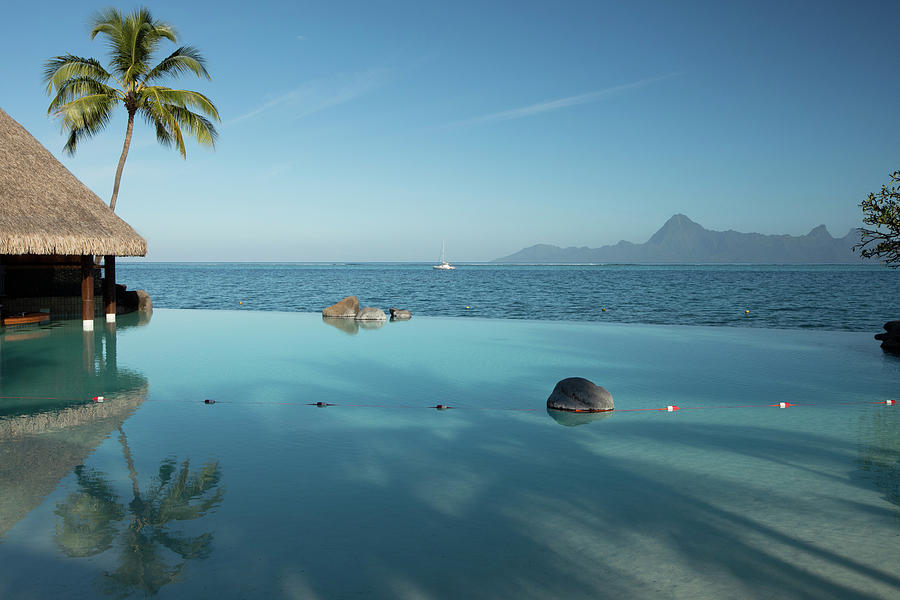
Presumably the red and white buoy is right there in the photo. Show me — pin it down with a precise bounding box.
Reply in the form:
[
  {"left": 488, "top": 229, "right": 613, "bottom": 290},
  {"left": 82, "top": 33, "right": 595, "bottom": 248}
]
[{"left": 92, "top": 396, "right": 105, "bottom": 403}]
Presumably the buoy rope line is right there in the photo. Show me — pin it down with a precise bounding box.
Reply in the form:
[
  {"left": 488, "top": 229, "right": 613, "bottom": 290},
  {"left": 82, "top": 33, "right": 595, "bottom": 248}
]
[{"left": 0, "top": 395, "right": 896, "bottom": 412}]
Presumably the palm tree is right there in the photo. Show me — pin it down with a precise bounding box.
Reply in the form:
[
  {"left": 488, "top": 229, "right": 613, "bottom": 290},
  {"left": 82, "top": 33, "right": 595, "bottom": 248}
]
[{"left": 43, "top": 7, "right": 220, "bottom": 212}]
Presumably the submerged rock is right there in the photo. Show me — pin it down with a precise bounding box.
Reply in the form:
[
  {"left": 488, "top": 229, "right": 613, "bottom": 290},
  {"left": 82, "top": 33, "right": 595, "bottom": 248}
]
[
  {"left": 875, "top": 320, "right": 900, "bottom": 354},
  {"left": 322, "top": 296, "right": 359, "bottom": 318},
  {"left": 389, "top": 307, "right": 411, "bottom": 320},
  {"left": 322, "top": 315, "right": 359, "bottom": 335},
  {"left": 546, "top": 377, "right": 614, "bottom": 412},
  {"left": 547, "top": 406, "right": 614, "bottom": 427},
  {"left": 355, "top": 307, "right": 387, "bottom": 321}
]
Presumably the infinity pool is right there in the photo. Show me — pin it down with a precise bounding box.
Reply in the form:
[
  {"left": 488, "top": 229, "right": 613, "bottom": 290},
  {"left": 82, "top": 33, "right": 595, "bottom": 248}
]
[{"left": 1, "top": 310, "right": 899, "bottom": 599}]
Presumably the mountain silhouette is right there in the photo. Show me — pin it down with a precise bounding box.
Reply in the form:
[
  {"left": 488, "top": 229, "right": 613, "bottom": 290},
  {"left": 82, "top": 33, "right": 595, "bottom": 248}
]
[{"left": 494, "top": 214, "right": 864, "bottom": 263}]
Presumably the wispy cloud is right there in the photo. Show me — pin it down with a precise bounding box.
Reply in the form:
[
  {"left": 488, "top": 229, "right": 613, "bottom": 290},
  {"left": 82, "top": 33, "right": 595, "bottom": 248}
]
[
  {"left": 227, "top": 68, "right": 391, "bottom": 125},
  {"left": 296, "top": 35, "right": 306, "bottom": 41},
  {"left": 449, "top": 72, "right": 681, "bottom": 128}
]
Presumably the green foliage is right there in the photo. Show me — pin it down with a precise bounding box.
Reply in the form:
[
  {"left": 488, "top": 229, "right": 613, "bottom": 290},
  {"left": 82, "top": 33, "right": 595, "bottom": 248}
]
[
  {"left": 102, "top": 456, "right": 224, "bottom": 596},
  {"left": 43, "top": 7, "right": 219, "bottom": 165},
  {"left": 855, "top": 170, "right": 900, "bottom": 267},
  {"left": 54, "top": 466, "right": 125, "bottom": 558},
  {"left": 54, "top": 452, "right": 224, "bottom": 597}
]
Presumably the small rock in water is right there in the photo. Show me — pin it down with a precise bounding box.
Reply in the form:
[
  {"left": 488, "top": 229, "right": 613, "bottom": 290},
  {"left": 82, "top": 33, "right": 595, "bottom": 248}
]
[
  {"left": 323, "top": 296, "right": 359, "bottom": 318},
  {"left": 546, "top": 377, "right": 614, "bottom": 412},
  {"left": 875, "top": 320, "right": 900, "bottom": 354},
  {"left": 355, "top": 307, "right": 387, "bottom": 321},
  {"left": 389, "top": 307, "right": 412, "bottom": 319}
]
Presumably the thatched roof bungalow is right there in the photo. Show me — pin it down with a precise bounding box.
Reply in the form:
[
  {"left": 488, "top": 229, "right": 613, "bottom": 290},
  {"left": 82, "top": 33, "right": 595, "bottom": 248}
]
[{"left": 0, "top": 107, "right": 147, "bottom": 330}]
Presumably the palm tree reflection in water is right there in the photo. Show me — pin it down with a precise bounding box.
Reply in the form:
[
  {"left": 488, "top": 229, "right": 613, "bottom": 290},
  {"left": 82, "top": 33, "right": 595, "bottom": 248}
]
[
  {"left": 55, "top": 427, "right": 224, "bottom": 596},
  {"left": 856, "top": 407, "right": 900, "bottom": 510}
]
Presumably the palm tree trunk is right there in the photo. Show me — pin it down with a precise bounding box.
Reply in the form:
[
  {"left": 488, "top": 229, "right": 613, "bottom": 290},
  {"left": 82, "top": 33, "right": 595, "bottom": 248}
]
[
  {"left": 109, "top": 110, "right": 136, "bottom": 212},
  {"left": 118, "top": 426, "right": 142, "bottom": 502}
]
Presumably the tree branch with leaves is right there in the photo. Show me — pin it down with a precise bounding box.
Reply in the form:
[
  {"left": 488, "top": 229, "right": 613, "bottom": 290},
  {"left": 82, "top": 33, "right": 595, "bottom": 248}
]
[{"left": 854, "top": 170, "right": 900, "bottom": 268}]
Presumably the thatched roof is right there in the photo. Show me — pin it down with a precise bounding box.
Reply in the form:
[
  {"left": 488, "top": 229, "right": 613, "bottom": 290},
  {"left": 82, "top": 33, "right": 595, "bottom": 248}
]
[{"left": 0, "top": 107, "right": 146, "bottom": 256}]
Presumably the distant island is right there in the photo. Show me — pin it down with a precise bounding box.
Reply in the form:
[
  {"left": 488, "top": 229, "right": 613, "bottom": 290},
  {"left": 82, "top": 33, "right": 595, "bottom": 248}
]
[{"left": 493, "top": 214, "right": 866, "bottom": 264}]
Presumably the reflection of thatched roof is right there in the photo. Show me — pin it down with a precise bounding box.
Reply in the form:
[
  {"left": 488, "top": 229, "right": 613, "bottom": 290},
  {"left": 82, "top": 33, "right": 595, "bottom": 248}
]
[
  {"left": 0, "top": 386, "right": 147, "bottom": 538},
  {"left": 0, "top": 107, "right": 146, "bottom": 256}
]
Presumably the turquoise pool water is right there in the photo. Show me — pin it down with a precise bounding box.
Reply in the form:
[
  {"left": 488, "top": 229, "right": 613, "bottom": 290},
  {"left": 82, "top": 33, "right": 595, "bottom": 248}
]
[{"left": 1, "top": 310, "right": 899, "bottom": 599}]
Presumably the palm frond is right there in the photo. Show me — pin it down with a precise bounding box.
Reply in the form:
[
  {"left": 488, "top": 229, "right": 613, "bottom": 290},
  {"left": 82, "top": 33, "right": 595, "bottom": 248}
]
[
  {"left": 140, "top": 86, "right": 220, "bottom": 121},
  {"left": 43, "top": 54, "right": 111, "bottom": 95},
  {"left": 89, "top": 7, "right": 128, "bottom": 77},
  {"left": 141, "top": 95, "right": 186, "bottom": 156},
  {"left": 166, "top": 105, "right": 217, "bottom": 150},
  {"left": 90, "top": 7, "right": 176, "bottom": 84},
  {"left": 48, "top": 77, "right": 120, "bottom": 113},
  {"left": 89, "top": 6, "right": 125, "bottom": 40},
  {"left": 152, "top": 530, "right": 214, "bottom": 560},
  {"left": 139, "top": 7, "right": 177, "bottom": 44},
  {"left": 140, "top": 87, "right": 219, "bottom": 156},
  {"left": 140, "top": 108, "right": 174, "bottom": 148},
  {"left": 55, "top": 94, "right": 116, "bottom": 155},
  {"left": 143, "top": 46, "right": 210, "bottom": 82}
]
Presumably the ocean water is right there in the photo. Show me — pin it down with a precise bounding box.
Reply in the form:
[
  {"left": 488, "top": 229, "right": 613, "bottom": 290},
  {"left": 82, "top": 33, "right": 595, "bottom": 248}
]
[
  {"left": 117, "top": 263, "right": 900, "bottom": 331},
  {"left": 1, "top": 310, "right": 899, "bottom": 599}
]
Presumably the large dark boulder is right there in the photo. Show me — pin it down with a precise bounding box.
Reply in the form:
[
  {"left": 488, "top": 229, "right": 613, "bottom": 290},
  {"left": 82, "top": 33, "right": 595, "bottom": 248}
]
[
  {"left": 323, "top": 296, "right": 359, "bottom": 318},
  {"left": 115, "top": 284, "right": 152, "bottom": 314},
  {"left": 547, "top": 377, "right": 614, "bottom": 412},
  {"left": 135, "top": 290, "right": 152, "bottom": 313},
  {"left": 875, "top": 320, "right": 900, "bottom": 354}
]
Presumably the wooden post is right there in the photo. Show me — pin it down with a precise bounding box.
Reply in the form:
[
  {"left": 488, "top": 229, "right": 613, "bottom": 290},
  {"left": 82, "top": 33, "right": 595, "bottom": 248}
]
[
  {"left": 104, "top": 255, "right": 116, "bottom": 323},
  {"left": 81, "top": 255, "right": 94, "bottom": 331}
]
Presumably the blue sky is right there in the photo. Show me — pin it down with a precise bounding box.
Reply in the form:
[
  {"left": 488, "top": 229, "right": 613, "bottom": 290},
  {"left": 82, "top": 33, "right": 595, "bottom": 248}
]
[{"left": 2, "top": 0, "right": 899, "bottom": 261}]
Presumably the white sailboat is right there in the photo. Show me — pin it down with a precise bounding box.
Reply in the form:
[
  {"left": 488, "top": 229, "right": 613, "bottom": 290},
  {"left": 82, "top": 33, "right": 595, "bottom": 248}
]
[{"left": 432, "top": 240, "right": 456, "bottom": 270}]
